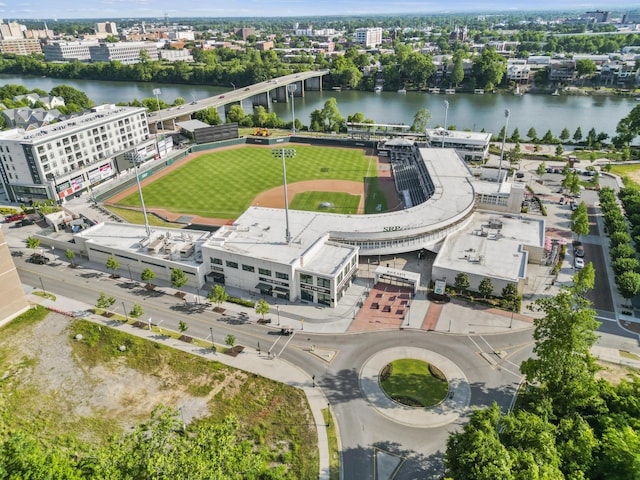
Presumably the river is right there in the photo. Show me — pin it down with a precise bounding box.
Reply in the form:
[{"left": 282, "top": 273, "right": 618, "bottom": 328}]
[{"left": 2, "top": 74, "right": 637, "bottom": 139}]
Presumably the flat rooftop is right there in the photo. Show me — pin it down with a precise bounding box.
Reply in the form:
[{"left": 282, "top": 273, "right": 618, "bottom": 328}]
[
  {"left": 426, "top": 128, "right": 492, "bottom": 144},
  {"left": 433, "top": 212, "right": 545, "bottom": 283},
  {"left": 76, "top": 222, "right": 211, "bottom": 266}
]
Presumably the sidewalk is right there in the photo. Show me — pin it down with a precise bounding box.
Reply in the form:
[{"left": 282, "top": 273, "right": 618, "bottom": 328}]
[{"left": 27, "top": 290, "right": 332, "bottom": 480}]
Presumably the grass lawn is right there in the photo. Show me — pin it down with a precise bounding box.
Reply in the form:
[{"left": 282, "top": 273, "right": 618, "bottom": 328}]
[
  {"left": 291, "top": 191, "right": 360, "bottom": 214},
  {"left": 106, "top": 205, "right": 183, "bottom": 227},
  {"left": 116, "top": 145, "right": 377, "bottom": 219},
  {"left": 610, "top": 163, "right": 640, "bottom": 187},
  {"left": 380, "top": 358, "right": 448, "bottom": 408}
]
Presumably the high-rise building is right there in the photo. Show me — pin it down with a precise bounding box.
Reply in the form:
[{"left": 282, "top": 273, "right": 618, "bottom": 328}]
[{"left": 354, "top": 27, "right": 383, "bottom": 47}]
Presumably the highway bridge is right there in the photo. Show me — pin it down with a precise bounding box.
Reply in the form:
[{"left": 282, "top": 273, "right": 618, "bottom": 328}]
[{"left": 147, "top": 69, "right": 329, "bottom": 132}]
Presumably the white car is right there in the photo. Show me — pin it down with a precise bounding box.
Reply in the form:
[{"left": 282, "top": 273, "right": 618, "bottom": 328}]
[{"left": 575, "top": 257, "right": 585, "bottom": 269}]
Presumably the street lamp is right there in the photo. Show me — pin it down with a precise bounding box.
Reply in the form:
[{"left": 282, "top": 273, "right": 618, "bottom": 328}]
[
  {"left": 210, "top": 327, "right": 215, "bottom": 352},
  {"left": 441, "top": 100, "right": 449, "bottom": 148},
  {"left": 271, "top": 148, "right": 296, "bottom": 244},
  {"left": 497, "top": 109, "right": 510, "bottom": 187},
  {"left": 287, "top": 84, "right": 297, "bottom": 134},
  {"left": 127, "top": 265, "right": 133, "bottom": 282},
  {"left": 39, "top": 276, "right": 46, "bottom": 295},
  {"left": 122, "top": 301, "right": 129, "bottom": 322},
  {"left": 276, "top": 305, "right": 280, "bottom": 326}
]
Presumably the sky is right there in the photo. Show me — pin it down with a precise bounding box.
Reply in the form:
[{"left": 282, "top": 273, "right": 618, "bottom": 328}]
[{"left": 2, "top": 1, "right": 639, "bottom": 21}]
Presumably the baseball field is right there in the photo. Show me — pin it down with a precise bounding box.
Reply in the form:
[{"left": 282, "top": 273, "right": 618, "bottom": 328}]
[{"left": 112, "top": 145, "right": 389, "bottom": 222}]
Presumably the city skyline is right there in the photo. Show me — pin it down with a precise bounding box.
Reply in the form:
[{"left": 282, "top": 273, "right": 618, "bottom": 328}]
[{"left": 2, "top": 1, "right": 639, "bottom": 21}]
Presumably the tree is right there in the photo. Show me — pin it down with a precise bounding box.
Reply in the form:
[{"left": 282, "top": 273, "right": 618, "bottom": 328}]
[
  {"left": 541, "top": 129, "right": 555, "bottom": 144},
  {"left": 140, "top": 267, "right": 156, "bottom": 284},
  {"left": 536, "top": 162, "right": 546, "bottom": 177},
  {"left": 65, "top": 249, "right": 75, "bottom": 267},
  {"left": 572, "top": 211, "right": 590, "bottom": 239},
  {"left": 450, "top": 51, "right": 465, "bottom": 87},
  {"left": 193, "top": 107, "right": 222, "bottom": 125},
  {"left": 96, "top": 292, "right": 116, "bottom": 310},
  {"left": 454, "top": 272, "right": 470, "bottom": 294},
  {"left": 178, "top": 320, "right": 188, "bottom": 334},
  {"left": 208, "top": 284, "right": 229, "bottom": 310},
  {"left": 129, "top": 304, "right": 144, "bottom": 319},
  {"left": 472, "top": 47, "right": 507, "bottom": 89},
  {"left": 527, "top": 127, "right": 538, "bottom": 142},
  {"left": 616, "top": 271, "right": 640, "bottom": 300},
  {"left": 26, "top": 236, "right": 40, "bottom": 253},
  {"left": 445, "top": 404, "right": 514, "bottom": 480},
  {"left": 501, "top": 283, "right": 521, "bottom": 312},
  {"left": 559, "top": 128, "right": 570, "bottom": 142},
  {"left": 479, "top": 278, "right": 494, "bottom": 298},
  {"left": 321, "top": 97, "right": 344, "bottom": 132},
  {"left": 609, "top": 231, "right": 631, "bottom": 248},
  {"left": 521, "top": 285, "right": 601, "bottom": 417},
  {"left": 555, "top": 143, "right": 564, "bottom": 159},
  {"left": 105, "top": 256, "right": 119, "bottom": 277},
  {"left": 410, "top": 108, "right": 432, "bottom": 132},
  {"left": 612, "top": 257, "right": 640, "bottom": 276},
  {"left": 225, "top": 334, "right": 236, "bottom": 348},
  {"left": 170, "top": 268, "right": 188, "bottom": 294},
  {"left": 255, "top": 298, "right": 270, "bottom": 320},
  {"left": 573, "top": 126, "right": 583, "bottom": 143},
  {"left": 573, "top": 262, "right": 595, "bottom": 295},
  {"left": 507, "top": 142, "right": 522, "bottom": 166},
  {"left": 50, "top": 85, "right": 93, "bottom": 109},
  {"left": 615, "top": 104, "right": 640, "bottom": 146}
]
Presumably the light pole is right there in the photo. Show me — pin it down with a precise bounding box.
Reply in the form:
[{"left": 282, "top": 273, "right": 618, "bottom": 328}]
[
  {"left": 152, "top": 88, "right": 161, "bottom": 111},
  {"left": 271, "top": 148, "right": 296, "bottom": 244},
  {"left": 122, "top": 301, "right": 128, "bottom": 322},
  {"left": 287, "top": 84, "right": 297, "bottom": 134},
  {"left": 131, "top": 152, "right": 151, "bottom": 238},
  {"left": 276, "top": 305, "right": 280, "bottom": 326},
  {"left": 127, "top": 265, "right": 133, "bottom": 282},
  {"left": 39, "top": 276, "right": 46, "bottom": 295},
  {"left": 230, "top": 82, "right": 236, "bottom": 90},
  {"left": 441, "top": 100, "right": 449, "bottom": 148},
  {"left": 210, "top": 327, "right": 215, "bottom": 352},
  {"left": 497, "top": 109, "right": 510, "bottom": 187}
]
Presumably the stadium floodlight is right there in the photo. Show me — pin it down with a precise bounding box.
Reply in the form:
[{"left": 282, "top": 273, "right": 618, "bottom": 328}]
[
  {"left": 152, "top": 88, "right": 162, "bottom": 111},
  {"left": 287, "top": 84, "right": 297, "bottom": 135},
  {"left": 127, "top": 150, "right": 151, "bottom": 238},
  {"left": 271, "top": 148, "right": 296, "bottom": 244},
  {"left": 442, "top": 100, "right": 449, "bottom": 148},
  {"left": 497, "top": 109, "right": 510, "bottom": 188}
]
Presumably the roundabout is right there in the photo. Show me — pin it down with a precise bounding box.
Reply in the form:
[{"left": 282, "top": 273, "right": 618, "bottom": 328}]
[{"left": 359, "top": 346, "right": 471, "bottom": 428}]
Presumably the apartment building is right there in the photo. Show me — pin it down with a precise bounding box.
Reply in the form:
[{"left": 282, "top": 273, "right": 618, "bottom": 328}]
[
  {"left": 43, "top": 41, "right": 99, "bottom": 62},
  {"left": 355, "top": 27, "right": 383, "bottom": 47},
  {"left": 88, "top": 41, "right": 159, "bottom": 64},
  {"left": 0, "top": 105, "right": 150, "bottom": 203}
]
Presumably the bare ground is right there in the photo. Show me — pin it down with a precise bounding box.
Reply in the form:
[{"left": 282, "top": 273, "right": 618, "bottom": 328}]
[{"left": 1, "top": 313, "right": 239, "bottom": 441}]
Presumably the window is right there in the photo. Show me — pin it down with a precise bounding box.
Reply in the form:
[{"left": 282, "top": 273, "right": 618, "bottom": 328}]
[
  {"left": 276, "top": 272, "right": 289, "bottom": 280},
  {"left": 317, "top": 277, "right": 330, "bottom": 288},
  {"left": 226, "top": 261, "right": 238, "bottom": 269},
  {"left": 242, "top": 264, "right": 255, "bottom": 272},
  {"left": 258, "top": 268, "right": 271, "bottom": 276},
  {"left": 210, "top": 257, "right": 222, "bottom": 265},
  {"left": 300, "top": 273, "right": 313, "bottom": 284}
]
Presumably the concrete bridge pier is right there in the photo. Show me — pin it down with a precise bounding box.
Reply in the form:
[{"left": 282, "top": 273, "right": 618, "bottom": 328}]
[
  {"left": 252, "top": 91, "right": 272, "bottom": 110},
  {"left": 305, "top": 76, "right": 323, "bottom": 91}
]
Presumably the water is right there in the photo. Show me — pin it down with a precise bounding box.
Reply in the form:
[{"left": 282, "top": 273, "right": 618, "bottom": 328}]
[{"left": 2, "top": 74, "right": 637, "bottom": 139}]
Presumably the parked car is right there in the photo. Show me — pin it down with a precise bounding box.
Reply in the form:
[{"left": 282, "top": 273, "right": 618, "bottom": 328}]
[
  {"left": 4, "top": 213, "right": 25, "bottom": 223},
  {"left": 29, "top": 253, "right": 50, "bottom": 265},
  {"left": 280, "top": 327, "right": 293, "bottom": 336},
  {"left": 575, "top": 245, "right": 585, "bottom": 257},
  {"left": 575, "top": 257, "right": 585, "bottom": 269},
  {"left": 515, "top": 172, "right": 525, "bottom": 179}
]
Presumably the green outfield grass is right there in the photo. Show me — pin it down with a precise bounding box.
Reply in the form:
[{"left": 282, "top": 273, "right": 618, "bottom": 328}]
[
  {"left": 116, "top": 145, "right": 377, "bottom": 219},
  {"left": 290, "top": 191, "right": 360, "bottom": 214}
]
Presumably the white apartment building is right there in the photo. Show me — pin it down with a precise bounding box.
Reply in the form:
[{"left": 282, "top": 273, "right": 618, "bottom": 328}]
[
  {"left": 43, "top": 41, "right": 99, "bottom": 62},
  {"left": 89, "top": 41, "right": 159, "bottom": 64},
  {"left": 95, "top": 22, "right": 118, "bottom": 37},
  {"left": 0, "top": 105, "right": 150, "bottom": 203},
  {"left": 355, "top": 27, "right": 383, "bottom": 47}
]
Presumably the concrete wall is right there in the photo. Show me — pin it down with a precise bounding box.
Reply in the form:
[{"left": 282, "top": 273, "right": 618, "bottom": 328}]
[{"left": 0, "top": 229, "right": 30, "bottom": 326}]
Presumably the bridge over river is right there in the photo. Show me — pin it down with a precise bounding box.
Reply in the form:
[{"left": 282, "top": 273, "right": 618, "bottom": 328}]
[{"left": 147, "top": 69, "right": 329, "bottom": 132}]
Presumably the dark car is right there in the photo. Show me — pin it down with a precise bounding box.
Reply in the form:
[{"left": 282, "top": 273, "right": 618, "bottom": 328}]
[
  {"left": 5, "top": 213, "right": 25, "bottom": 223},
  {"left": 515, "top": 172, "right": 525, "bottom": 178},
  {"left": 29, "top": 253, "right": 50, "bottom": 264},
  {"left": 280, "top": 327, "right": 293, "bottom": 336},
  {"left": 575, "top": 245, "right": 585, "bottom": 258}
]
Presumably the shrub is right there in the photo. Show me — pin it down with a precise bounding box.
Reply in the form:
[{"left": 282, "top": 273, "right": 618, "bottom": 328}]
[
  {"left": 380, "top": 364, "right": 393, "bottom": 382},
  {"left": 429, "top": 364, "right": 447, "bottom": 381},
  {"left": 227, "top": 296, "right": 255, "bottom": 308}
]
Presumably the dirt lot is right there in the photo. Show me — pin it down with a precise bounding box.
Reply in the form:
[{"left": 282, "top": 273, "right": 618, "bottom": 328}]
[{"left": 1, "top": 312, "right": 232, "bottom": 441}]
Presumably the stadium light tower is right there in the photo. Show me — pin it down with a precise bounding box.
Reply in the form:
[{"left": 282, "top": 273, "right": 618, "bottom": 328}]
[
  {"left": 271, "top": 148, "right": 296, "bottom": 244},
  {"left": 128, "top": 151, "right": 151, "bottom": 238},
  {"left": 287, "top": 84, "right": 297, "bottom": 135},
  {"left": 442, "top": 100, "right": 449, "bottom": 148},
  {"left": 497, "top": 109, "right": 510, "bottom": 188}
]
